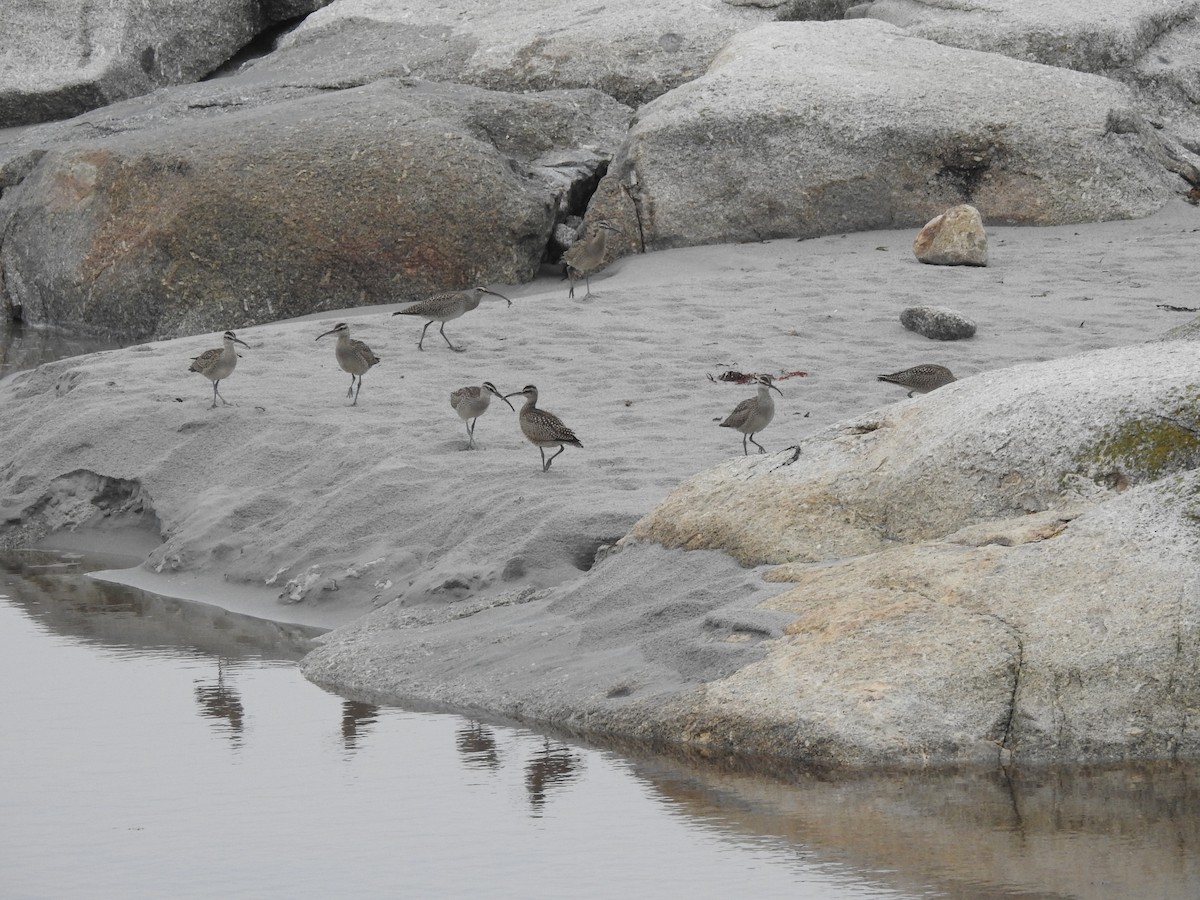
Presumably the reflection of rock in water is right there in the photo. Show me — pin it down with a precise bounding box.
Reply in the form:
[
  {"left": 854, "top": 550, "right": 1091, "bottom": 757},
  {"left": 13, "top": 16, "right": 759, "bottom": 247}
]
[
  {"left": 193, "top": 659, "right": 245, "bottom": 746},
  {"left": 0, "top": 550, "right": 322, "bottom": 660},
  {"left": 525, "top": 740, "right": 584, "bottom": 815},
  {"left": 623, "top": 746, "right": 1200, "bottom": 900},
  {"left": 340, "top": 700, "right": 379, "bottom": 751},
  {"left": 455, "top": 722, "right": 500, "bottom": 769}
]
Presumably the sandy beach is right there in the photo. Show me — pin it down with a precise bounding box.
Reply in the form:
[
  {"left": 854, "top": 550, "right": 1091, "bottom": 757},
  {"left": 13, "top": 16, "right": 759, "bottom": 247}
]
[{"left": 13, "top": 198, "right": 1178, "bottom": 628}]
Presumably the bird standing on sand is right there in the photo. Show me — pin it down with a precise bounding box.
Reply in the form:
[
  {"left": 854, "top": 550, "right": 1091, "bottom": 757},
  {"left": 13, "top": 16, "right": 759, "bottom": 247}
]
[
  {"left": 392, "top": 286, "right": 511, "bottom": 351},
  {"left": 189, "top": 330, "right": 249, "bottom": 409},
  {"left": 315, "top": 322, "right": 380, "bottom": 405},
  {"left": 450, "top": 381, "right": 515, "bottom": 449},
  {"left": 504, "top": 384, "right": 582, "bottom": 472},
  {"left": 720, "top": 373, "right": 783, "bottom": 456},
  {"left": 877, "top": 364, "right": 956, "bottom": 397},
  {"left": 563, "top": 220, "right": 621, "bottom": 299}
]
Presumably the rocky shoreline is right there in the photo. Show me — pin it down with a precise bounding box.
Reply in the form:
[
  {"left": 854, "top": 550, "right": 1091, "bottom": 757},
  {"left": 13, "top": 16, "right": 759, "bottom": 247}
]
[
  {"left": 3, "top": 196, "right": 1198, "bottom": 766},
  {"left": 2, "top": 2, "right": 1199, "bottom": 767}
]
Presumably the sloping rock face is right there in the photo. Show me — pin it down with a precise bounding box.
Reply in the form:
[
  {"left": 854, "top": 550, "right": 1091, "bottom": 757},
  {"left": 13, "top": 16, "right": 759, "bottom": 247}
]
[
  {"left": 624, "top": 341, "right": 1200, "bottom": 764},
  {"left": 863, "top": 0, "right": 1197, "bottom": 72},
  {"left": 629, "top": 342, "right": 1200, "bottom": 563},
  {"left": 860, "top": 0, "right": 1200, "bottom": 149},
  {"left": 0, "top": 0, "right": 331, "bottom": 128},
  {"left": 614, "top": 19, "right": 1176, "bottom": 250},
  {"left": 0, "top": 80, "right": 630, "bottom": 338},
  {"left": 274, "top": 0, "right": 771, "bottom": 108}
]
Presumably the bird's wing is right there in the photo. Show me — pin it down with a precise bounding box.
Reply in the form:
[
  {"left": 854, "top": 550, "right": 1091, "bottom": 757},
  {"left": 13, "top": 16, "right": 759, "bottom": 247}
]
[
  {"left": 721, "top": 397, "right": 755, "bottom": 428},
  {"left": 188, "top": 348, "right": 220, "bottom": 371}
]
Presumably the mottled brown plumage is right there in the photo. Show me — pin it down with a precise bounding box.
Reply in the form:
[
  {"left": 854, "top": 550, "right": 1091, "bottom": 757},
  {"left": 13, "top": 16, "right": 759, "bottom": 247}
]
[
  {"left": 504, "top": 384, "right": 582, "bottom": 472},
  {"left": 450, "top": 381, "right": 515, "bottom": 449},
  {"left": 563, "top": 221, "right": 621, "bottom": 299},
  {"left": 877, "top": 364, "right": 956, "bottom": 397},
  {"left": 392, "top": 286, "right": 511, "bottom": 351},
  {"left": 316, "top": 322, "right": 380, "bottom": 405},
  {"left": 188, "top": 330, "right": 249, "bottom": 408},
  {"left": 720, "top": 373, "right": 782, "bottom": 455}
]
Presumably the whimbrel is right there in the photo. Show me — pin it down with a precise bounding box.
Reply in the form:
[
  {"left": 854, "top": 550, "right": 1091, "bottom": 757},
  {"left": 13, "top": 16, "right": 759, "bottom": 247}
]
[
  {"left": 316, "top": 322, "right": 380, "bottom": 405},
  {"left": 504, "top": 384, "right": 582, "bottom": 472},
  {"left": 563, "top": 221, "right": 621, "bottom": 299},
  {"left": 720, "top": 373, "right": 783, "bottom": 455},
  {"left": 877, "top": 364, "right": 956, "bottom": 397},
  {"left": 188, "top": 330, "right": 249, "bottom": 409},
  {"left": 450, "top": 381, "right": 515, "bottom": 449},
  {"left": 392, "top": 286, "right": 511, "bottom": 351}
]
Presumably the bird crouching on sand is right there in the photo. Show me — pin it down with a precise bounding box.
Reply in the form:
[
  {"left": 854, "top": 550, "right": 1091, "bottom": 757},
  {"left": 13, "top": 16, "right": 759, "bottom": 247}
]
[
  {"left": 450, "top": 381, "right": 515, "bottom": 449},
  {"left": 504, "top": 384, "right": 582, "bottom": 472},
  {"left": 392, "top": 286, "right": 511, "bottom": 351},
  {"left": 189, "top": 330, "right": 249, "bottom": 408},
  {"left": 877, "top": 364, "right": 956, "bottom": 397},
  {"left": 563, "top": 221, "right": 622, "bottom": 299},
  {"left": 316, "top": 322, "right": 380, "bottom": 405},
  {"left": 720, "top": 373, "right": 783, "bottom": 455}
]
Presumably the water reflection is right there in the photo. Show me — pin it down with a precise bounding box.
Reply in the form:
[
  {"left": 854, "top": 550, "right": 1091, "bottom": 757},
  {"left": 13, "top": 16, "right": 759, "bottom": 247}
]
[
  {"left": 2, "top": 549, "right": 322, "bottom": 660},
  {"left": 2, "top": 549, "right": 1198, "bottom": 899},
  {"left": 340, "top": 699, "right": 379, "bottom": 752},
  {"left": 456, "top": 721, "right": 501, "bottom": 770},
  {"left": 0, "top": 318, "right": 123, "bottom": 381},
  {"left": 193, "top": 659, "right": 246, "bottom": 746},
  {"left": 611, "top": 747, "right": 1200, "bottom": 900},
  {"left": 524, "top": 738, "right": 585, "bottom": 816}
]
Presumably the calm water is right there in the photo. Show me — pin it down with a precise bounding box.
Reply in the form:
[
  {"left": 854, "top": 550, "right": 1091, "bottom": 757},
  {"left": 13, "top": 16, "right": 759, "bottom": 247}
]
[
  {"left": 0, "top": 318, "right": 124, "bottom": 380},
  {"left": 2, "top": 549, "right": 1198, "bottom": 900}
]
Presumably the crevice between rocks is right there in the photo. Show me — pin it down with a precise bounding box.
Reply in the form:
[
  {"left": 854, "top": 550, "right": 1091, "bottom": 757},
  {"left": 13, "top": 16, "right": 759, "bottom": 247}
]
[{"left": 982, "top": 611, "right": 1025, "bottom": 767}]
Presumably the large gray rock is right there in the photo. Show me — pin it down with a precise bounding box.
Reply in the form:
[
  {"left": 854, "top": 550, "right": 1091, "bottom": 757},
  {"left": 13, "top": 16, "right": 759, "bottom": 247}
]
[
  {"left": 272, "top": 0, "right": 772, "bottom": 107},
  {"left": 863, "top": 0, "right": 1198, "bottom": 72},
  {"left": 622, "top": 340, "right": 1200, "bottom": 764},
  {"left": 612, "top": 19, "right": 1178, "bottom": 250},
  {"left": 862, "top": 0, "right": 1200, "bottom": 149},
  {"left": 0, "top": 78, "right": 631, "bottom": 338},
  {"left": 0, "top": 0, "right": 332, "bottom": 127}
]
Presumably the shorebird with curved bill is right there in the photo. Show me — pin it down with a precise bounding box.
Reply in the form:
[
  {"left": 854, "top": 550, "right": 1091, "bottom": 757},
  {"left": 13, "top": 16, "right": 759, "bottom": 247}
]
[
  {"left": 720, "top": 373, "right": 783, "bottom": 456},
  {"left": 450, "top": 381, "right": 515, "bottom": 449},
  {"left": 504, "top": 384, "right": 582, "bottom": 472},
  {"left": 392, "top": 286, "right": 511, "bottom": 351},
  {"left": 189, "top": 330, "right": 249, "bottom": 409},
  {"left": 563, "top": 220, "right": 621, "bottom": 299},
  {"left": 315, "top": 322, "right": 380, "bottom": 405},
  {"left": 877, "top": 364, "right": 956, "bottom": 397}
]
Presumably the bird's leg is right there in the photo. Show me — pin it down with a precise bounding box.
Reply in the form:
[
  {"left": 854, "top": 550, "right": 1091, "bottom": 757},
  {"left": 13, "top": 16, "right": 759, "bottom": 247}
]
[
  {"left": 750, "top": 434, "right": 766, "bottom": 454},
  {"left": 418, "top": 321, "right": 433, "bottom": 351},
  {"left": 209, "top": 381, "right": 220, "bottom": 409},
  {"left": 439, "top": 322, "right": 463, "bottom": 352},
  {"left": 466, "top": 418, "right": 477, "bottom": 449},
  {"left": 741, "top": 434, "right": 749, "bottom": 456},
  {"left": 544, "top": 445, "right": 565, "bottom": 471},
  {"left": 346, "top": 374, "right": 355, "bottom": 398},
  {"left": 351, "top": 376, "right": 362, "bottom": 406},
  {"left": 583, "top": 273, "right": 593, "bottom": 299},
  {"left": 567, "top": 270, "right": 577, "bottom": 300},
  {"left": 215, "top": 381, "right": 231, "bottom": 407}
]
